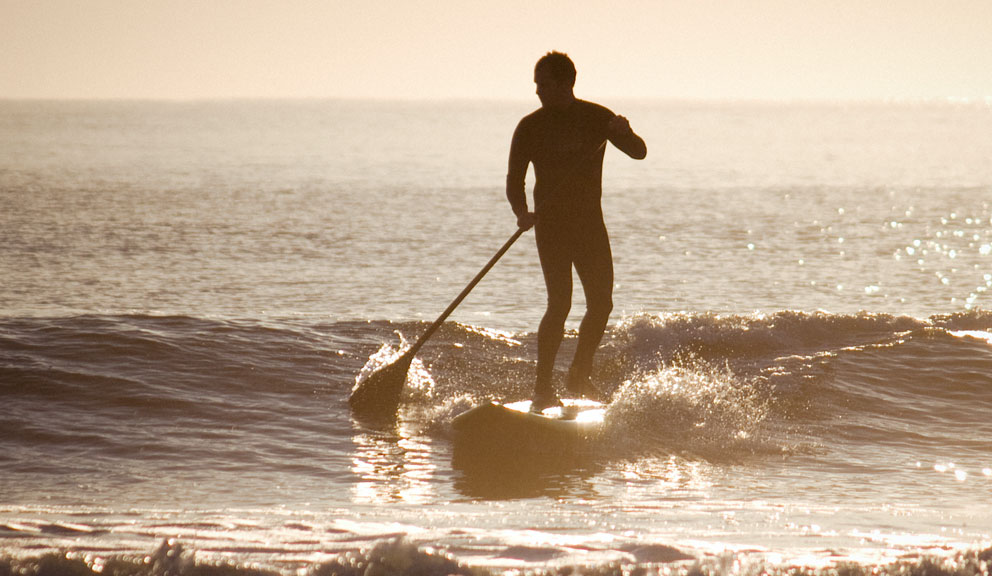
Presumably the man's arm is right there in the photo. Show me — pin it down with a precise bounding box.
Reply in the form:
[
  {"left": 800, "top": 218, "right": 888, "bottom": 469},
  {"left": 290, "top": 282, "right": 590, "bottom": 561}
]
[
  {"left": 506, "top": 124, "right": 536, "bottom": 230},
  {"left": 608, "top": 115, "right": 647, "bottom": 160}
]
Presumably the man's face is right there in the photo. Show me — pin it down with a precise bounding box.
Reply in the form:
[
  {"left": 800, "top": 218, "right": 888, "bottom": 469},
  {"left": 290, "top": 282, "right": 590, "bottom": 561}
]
[{"left": 534, "top": 68, "right": 571, "bottom": 110}]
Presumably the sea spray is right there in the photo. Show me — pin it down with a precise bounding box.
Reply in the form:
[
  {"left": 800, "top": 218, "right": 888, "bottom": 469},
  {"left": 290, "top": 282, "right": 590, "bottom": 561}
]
[
  {"left": 603, "top": 359, "right": 773, "bottom": 460},
  {"left": 353, "top": 335, "right": 437, "bottom": 405}
]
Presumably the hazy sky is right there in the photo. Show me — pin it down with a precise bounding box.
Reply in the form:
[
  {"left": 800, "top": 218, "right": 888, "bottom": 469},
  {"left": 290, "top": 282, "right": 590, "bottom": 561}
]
[{"left": 3, "top": 0, "right": 991, "bottom": 101}]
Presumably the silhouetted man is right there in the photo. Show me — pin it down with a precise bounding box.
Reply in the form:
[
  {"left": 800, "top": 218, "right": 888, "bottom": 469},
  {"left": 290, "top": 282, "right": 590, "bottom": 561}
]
[{"left": 506, "top": 51, "right": 647, "bottom": 411}]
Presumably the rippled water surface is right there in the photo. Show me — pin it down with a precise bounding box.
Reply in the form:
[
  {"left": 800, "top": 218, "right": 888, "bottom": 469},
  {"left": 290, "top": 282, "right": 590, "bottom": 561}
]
[{"left": 2, "top": 100, "right": 991, "bottom": 574}]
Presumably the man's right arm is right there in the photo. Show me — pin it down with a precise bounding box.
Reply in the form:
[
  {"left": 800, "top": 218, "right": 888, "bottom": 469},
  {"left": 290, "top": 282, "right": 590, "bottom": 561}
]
[{"left": 506, "top": 123, "right": 536, "bottom": 230}]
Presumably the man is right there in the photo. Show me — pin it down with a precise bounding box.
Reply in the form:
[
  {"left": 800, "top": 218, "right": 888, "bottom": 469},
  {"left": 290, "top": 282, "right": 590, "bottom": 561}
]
[{"left": 506, "top": 51, "right": 647, "bottom": 411}]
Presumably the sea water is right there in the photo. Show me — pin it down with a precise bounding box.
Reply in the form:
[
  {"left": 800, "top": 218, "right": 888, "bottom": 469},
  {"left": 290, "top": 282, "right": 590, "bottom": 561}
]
[{"left": 2, "top": 99, "right": 992, "bottom": 575}]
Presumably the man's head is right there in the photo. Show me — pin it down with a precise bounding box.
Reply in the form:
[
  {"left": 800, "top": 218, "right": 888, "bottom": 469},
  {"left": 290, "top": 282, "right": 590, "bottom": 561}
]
[{"left": 534, "top": 51, "right": 576, "bottom": 110}]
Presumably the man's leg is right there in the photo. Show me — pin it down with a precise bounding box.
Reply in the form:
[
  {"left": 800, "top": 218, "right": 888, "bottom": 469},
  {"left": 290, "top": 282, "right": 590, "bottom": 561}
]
[
  {"left": 535, "top": 292, "right": 570, "bottom": 396},
  {"left": 533, "top": 223, "right": 572, "bottom": 407},
  {"left": 568, "top": 222, "right": 613, "bottom": 399}
]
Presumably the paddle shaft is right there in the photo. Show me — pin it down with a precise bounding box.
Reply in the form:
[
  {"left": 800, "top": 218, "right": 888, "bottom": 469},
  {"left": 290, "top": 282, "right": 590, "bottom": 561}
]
[{"left": 406, "top": 225, "right": 526, "bottom": 358}]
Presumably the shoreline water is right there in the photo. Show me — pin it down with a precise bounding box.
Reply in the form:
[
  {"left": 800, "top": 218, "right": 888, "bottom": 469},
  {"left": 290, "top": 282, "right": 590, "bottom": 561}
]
[
  {"left": 2, "top": 539, "right": 991, "bottom": 576},
  {"left": 3, "top": 310, "right": 992, "bottom": 571}
]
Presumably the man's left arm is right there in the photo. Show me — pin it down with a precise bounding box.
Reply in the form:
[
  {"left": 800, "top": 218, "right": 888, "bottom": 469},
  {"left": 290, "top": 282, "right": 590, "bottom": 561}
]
[{"left": 608, "top": 115, "right": 647, "bottom": 160}]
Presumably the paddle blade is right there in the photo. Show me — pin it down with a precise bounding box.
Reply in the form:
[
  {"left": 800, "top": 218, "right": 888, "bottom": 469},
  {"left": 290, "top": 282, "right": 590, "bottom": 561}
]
[{"left": 348, "top": 351, "right": 413, "bottom": 418}]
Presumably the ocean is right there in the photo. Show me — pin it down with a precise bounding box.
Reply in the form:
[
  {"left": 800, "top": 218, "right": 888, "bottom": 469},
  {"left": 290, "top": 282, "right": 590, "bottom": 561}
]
[{"left": 1, "top": 99, "right": 992, "bottom": 575}]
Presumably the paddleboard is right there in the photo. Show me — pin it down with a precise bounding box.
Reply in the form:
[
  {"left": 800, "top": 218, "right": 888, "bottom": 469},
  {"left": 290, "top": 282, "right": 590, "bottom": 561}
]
[{"left": 452, "top": 398, "right": 606, "bottom": 457}]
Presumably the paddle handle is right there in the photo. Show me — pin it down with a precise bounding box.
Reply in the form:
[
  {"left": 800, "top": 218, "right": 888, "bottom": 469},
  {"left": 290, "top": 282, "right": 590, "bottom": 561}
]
[{"left": 406, "top": 226, "right": 527, "bottom": 358}]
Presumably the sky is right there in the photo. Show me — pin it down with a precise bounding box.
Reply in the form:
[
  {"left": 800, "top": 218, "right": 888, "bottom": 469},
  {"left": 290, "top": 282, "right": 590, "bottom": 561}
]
[{"left": 2, "top": 0, "right": 991, "bottom": 101}]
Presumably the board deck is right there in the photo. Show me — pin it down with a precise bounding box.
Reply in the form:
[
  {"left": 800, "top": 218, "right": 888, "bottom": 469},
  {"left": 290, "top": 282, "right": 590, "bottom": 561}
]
[{"left": 451, "top": 398, "right": 606, "bottom": 457}]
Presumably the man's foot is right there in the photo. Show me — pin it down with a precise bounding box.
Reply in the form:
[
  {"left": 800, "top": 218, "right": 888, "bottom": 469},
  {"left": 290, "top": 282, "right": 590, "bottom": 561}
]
[
  {"left": 566, "top": 376, "right": 607, "bottom": 403},
  {"left": 529, "top": 391, "right": 563, "bottom": 413}
]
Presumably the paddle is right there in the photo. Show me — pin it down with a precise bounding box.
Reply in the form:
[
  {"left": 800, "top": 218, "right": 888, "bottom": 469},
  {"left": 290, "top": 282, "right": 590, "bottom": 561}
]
[
  {"left": 348, "top": 226, "right": 527, "bottom": 417},
  {"left": 349, "top": 139, "right": 609, "bottom": 419}
]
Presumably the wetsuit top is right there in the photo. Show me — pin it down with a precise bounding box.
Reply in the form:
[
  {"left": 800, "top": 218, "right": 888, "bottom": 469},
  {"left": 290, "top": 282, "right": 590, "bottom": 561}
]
[{"left": 506, "top": 99, "right": 615, "bottom": 223}]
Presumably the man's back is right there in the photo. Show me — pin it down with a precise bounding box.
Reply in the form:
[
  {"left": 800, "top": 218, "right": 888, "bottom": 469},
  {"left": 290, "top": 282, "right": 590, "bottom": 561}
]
[{"left": 508, "top": 99, "right": 614, "bottom": 220}]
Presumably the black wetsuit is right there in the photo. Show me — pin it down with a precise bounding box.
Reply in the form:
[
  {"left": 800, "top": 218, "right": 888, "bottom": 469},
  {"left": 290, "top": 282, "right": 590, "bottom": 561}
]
[{"left": 506, "top": 99, "right": 620, "bottom": 396}]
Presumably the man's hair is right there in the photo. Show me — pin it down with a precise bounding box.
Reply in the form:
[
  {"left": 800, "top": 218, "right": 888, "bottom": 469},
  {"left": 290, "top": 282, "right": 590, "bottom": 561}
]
[{"left": 534, "top": 51, "right": 576, "bottom": 87}]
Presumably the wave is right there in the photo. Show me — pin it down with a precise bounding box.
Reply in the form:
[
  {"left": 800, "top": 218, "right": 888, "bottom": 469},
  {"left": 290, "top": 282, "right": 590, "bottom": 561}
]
[
  {"left": 594, "top": 310, "right": 992, "bottom": 460},
  {"left": 1, "top": 537, "right": 990, "bottom": 576},
  {"left": 3, "top": 310, "right": 992, "bottom": 465},
  {"left": 4, "top": 311, "right": 992, "bottom": 571}
]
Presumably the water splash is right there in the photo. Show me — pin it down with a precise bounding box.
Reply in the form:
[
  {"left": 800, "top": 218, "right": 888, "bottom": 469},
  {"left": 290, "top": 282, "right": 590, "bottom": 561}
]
[
  {"left": 603, "top": 360, "right": 773, "bottom": 460},
  {"left": 354, "top": 332, "right": 436, "bottom": 404}
]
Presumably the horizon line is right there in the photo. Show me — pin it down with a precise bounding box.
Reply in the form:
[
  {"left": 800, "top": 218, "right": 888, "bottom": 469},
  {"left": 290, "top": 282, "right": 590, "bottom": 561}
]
[{"left": 2, "top": 95, "right": 991, "bottom": 106}]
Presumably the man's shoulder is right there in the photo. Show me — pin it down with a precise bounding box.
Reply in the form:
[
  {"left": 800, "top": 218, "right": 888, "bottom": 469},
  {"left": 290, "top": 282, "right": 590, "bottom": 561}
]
[
  {"left": 513, "top": 107, "right": 545, "bottom": 140},
  {"left": 517, "top": 107, "right": 545, "bottom": 125},
  {"left": 575, "top": 99, "right": 615, "bottom": 119}
]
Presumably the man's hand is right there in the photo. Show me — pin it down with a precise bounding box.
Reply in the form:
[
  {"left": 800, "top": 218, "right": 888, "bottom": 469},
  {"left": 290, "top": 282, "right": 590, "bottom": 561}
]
[{"left": 516, "top": 211, "right": 537, "bottom": 231}]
